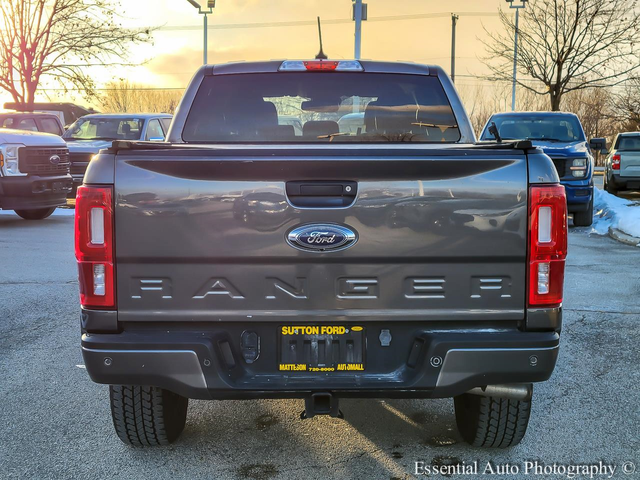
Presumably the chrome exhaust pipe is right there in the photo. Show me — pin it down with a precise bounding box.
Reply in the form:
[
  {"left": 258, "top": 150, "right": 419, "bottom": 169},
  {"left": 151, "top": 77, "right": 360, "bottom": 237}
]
[{"left": 466, "top": 384, "right": 533, "bottom": 402}]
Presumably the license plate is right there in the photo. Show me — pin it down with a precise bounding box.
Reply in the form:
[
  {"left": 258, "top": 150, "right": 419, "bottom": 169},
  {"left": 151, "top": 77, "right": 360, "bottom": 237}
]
[{"left": 278, "top": 325, "right": 365, "bottom": 373}]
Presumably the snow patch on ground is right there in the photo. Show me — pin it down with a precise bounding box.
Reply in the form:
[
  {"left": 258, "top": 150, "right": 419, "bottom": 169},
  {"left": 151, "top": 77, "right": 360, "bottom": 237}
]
[{"left": 591, "top": 188, "right": 640, "bottom": 241}]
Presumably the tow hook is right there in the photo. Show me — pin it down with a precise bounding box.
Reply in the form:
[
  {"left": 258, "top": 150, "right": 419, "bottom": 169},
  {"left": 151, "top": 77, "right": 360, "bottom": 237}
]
[
  {"left": 300, "top": 392, "right": 344, "bottom": 419},
  {"left": 466, "top": 384, "right": 533, "bottom": 402}
]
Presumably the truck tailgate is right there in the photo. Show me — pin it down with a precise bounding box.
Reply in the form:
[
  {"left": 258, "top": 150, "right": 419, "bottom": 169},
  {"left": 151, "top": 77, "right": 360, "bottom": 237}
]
[
  {"left": 114, "top": 148, "right": 528, "bottom": 324},
  {"left": 620, "top": 151, "right": 640, "bottom": 177}
]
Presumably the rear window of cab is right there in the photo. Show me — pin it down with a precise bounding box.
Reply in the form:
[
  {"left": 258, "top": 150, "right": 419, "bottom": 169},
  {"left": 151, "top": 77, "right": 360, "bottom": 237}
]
[{"left": 183, "top": 72, "right": 460, "bottom": 144}]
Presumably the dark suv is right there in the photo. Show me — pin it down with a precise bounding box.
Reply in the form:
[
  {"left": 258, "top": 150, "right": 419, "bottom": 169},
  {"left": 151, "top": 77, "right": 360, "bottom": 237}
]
[{"left": 0, "top": 112, "right": 64, "bottom": 136}]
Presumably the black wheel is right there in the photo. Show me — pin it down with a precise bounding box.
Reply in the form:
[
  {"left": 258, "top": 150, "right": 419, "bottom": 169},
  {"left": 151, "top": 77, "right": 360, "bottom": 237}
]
[
  {"left": 454, "top": 393, "right": 531, "bottom": 448},
  {"left": 604, "top": 176, "right": 618, "bottom": 195},
  {"left": 109, "top": 385, "right": 188, "bottom": 447},
  {"left": 572, "top": 197, "right": 593, "bottom": 227},
  {"left": 14, "top": 207, "right": 56, "bottom": 220}
]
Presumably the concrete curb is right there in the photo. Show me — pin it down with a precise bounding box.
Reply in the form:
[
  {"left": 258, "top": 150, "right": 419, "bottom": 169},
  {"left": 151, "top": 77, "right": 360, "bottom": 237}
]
[{"left": 608, "top": 226, "right": 640, "bottom": 247}]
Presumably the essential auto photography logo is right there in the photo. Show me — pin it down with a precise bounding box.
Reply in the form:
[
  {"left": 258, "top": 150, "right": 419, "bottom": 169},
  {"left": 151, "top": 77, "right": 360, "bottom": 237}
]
[{"left": 414, "top": 460, "right": 636, "bottom": 478}]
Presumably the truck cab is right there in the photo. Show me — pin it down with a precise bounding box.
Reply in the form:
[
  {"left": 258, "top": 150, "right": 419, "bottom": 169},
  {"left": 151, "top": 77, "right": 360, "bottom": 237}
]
[
  {"left": 0, "top": 129, "right": 72, "bottom": 219},
  {"left": 480, "top": 112, "right": 598, "bottom": 226}
]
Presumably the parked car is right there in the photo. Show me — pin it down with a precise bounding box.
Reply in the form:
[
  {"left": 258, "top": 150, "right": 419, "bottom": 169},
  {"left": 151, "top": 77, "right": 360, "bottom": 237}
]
[
  {"left": 3, "top": 102, "right": 97, "bottom": 128},
  {"left": 77, "top": 60, "right": 566, "bottom": 449},
  {"left": 479, "top": 112, "right": 605, "bottom": 227},
  {"left": 0, "top": 129, "right": 72, "bottom": 219},
  {"left": 0, "top": 112, "right": 65, "bottom": 136},
  {"left": 63, "top": 113, "right": 172, "bottom": 190},
  {"left": 604, "top": 132, "right": 640, "bottom": 194}
]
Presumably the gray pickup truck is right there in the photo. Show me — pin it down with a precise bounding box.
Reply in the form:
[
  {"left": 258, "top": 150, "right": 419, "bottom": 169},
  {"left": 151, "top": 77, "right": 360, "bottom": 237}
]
[{"left": 77, "top": 60, "right": 567, "bottom": 448}]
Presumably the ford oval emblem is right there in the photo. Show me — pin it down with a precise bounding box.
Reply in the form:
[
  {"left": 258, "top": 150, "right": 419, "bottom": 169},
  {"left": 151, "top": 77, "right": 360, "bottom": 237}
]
[
  {"left": 287, "top": 224, "right": 357, "bottom": 252},
  {"left": 49, "top": 155, "right": 61, "bottom": 165}
]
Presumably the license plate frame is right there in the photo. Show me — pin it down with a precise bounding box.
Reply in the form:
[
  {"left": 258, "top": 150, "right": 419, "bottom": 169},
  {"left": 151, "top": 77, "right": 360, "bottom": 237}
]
[{"left": 278, "top": 325, "right": 366, "bottom": 373}]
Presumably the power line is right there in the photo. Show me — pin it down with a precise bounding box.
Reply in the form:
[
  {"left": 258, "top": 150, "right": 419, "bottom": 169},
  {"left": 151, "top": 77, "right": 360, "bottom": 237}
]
[
  {"left": 35, "top": 87, "right": 185, "bottom": 92},
  {"left": 157, "top": 11, "right": 500, "bottom": 32},
  {"left": 31, "top": 73, "right": 635, "bottom": 92}
]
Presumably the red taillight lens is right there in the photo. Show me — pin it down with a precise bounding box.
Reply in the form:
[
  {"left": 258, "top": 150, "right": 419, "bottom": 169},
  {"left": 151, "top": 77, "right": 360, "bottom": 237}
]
[
  {"left": 304, "top": 61, "right": 339, "bottom": 71},
  {"left": 528, "top": 184, "right": 567, "bottom": 308},
  {"left": 75, "top": 186, "right": 115, "bottom": 308},
  {"left": 611, "top": 154, "right": 621, "bottom": 170}
]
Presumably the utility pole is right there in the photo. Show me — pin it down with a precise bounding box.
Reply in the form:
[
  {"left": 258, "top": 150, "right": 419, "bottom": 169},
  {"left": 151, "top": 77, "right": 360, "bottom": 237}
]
[
  {"left": 352, "top": 1, "right": 367, "bottom": 113},
  {"left": 506, "top": 0, "right": 528, "bottom": 111},
  {"left": 352, "top": 0, "right": 367, "bottom": 60},
  {"left": 450, "top": 14, "right": 459, "bottom": 83},
  {"left": 186, "top": 0, "right": 216, "bottom": 65}
]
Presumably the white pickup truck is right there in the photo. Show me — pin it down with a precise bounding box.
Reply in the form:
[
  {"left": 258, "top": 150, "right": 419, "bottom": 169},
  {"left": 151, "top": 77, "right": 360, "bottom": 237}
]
[{"left": 0, "top": 129, "right": 72, "bottom": 219}]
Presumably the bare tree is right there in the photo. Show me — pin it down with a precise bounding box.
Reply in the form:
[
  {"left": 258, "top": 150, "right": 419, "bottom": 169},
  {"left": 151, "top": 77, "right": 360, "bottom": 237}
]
[
  {"left": 483, "top": 0, "right": 640, "bottom": 111},
  {"left": 563, "top": 87, "right": 616, "bottom": 138},
  {"left": 458, "top": 81, "right": 547, "bottom": 136},
  {"left": 0, "top": 0, "right": 152, "bottom": 107},
  {"left": 100, "top": 81, "right": 183, "bottom": 114},
  {"left": 562, "top": 87, "right": 620, "bottom": 165},
  {"left": 611, "top": 78, "right": 640, "bottom": 131}
]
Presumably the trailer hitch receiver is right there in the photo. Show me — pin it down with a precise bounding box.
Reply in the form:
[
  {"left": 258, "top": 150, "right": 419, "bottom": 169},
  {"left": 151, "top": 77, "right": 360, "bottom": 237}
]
[{"left": 301, "top": 392, "right": 344, "bottom": 419}]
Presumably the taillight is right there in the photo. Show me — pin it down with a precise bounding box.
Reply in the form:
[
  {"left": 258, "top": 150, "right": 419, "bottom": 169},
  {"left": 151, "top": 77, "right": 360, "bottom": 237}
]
[
  {"left": 304, "top": 60, "right": 339, "bottom": 71},
  {"left": 75, "top": 186, "right": 115, "bottom": 309},
  {"left": 528, "top": 184, "right": 567, "bottom": 308},
  {"left": 611, "top": 154, "right": 621, "bottom": 170}
]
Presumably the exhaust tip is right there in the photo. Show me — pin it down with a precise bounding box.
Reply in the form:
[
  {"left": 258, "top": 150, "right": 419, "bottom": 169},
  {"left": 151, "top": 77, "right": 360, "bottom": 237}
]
[{"left": 466, "top": 384, "right": 533, "bottom": 402}]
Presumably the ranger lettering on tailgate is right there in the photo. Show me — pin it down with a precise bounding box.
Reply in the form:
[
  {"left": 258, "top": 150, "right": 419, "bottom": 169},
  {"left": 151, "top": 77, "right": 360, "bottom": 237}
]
[{"left": 128, "top": 276, "right": 514, "bottom": 302}]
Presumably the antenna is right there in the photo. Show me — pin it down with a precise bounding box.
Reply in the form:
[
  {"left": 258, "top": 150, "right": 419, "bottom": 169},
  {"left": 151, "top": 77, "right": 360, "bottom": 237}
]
[{"left": 315, "top": 16, "right": 328, "bottom": 60}]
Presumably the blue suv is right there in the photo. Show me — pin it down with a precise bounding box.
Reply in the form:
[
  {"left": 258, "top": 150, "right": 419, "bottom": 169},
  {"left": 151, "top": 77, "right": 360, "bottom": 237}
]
[{"left": 480, "top": 112, "right": 606, "bottom": 226}]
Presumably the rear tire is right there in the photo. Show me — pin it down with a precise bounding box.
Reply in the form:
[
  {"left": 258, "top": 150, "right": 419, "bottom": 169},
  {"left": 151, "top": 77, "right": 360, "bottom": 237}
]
[
  {"left": 454, "top": 393, "right": 531, "bottom": 448},
  {"left": 572, "top": 198, "right": 593, "bottom": 227},
  {"left": 14, "top": 207, "right": 56, "bottom": 220},
  {"left": 604, "top": 177, "right": 618, "bottom": 195},
  {"left": 109, "top": 385, "right": 188, "bottom": 447}
]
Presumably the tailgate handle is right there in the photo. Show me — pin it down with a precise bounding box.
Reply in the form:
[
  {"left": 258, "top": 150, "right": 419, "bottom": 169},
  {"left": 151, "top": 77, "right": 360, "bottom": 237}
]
[{"left": 286, "top": 181, "right": 357, "bottom": 208}]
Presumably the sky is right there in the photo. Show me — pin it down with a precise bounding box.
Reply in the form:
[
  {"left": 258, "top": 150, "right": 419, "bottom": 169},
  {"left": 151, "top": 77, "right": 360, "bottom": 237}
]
[
  {"left": 128, "top": 0, "right": 506, "bottom": 88},
  {"left": 2, "top": 0, "right": 512, "bottom": 107}
]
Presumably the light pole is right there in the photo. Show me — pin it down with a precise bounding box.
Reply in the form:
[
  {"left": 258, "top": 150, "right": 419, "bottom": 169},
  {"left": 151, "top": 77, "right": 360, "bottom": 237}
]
[
  {"left": 186, "top": 0, "right": 215, "bottom": 65},
  {"left": 506, "top": 0, "right": 527, "bottom": 111},
  {"left": 450, "top": 14, "right": 459, "bottom": 83}
]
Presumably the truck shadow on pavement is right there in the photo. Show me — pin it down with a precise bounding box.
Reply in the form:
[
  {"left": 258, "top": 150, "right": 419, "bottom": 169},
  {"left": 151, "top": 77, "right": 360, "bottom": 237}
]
[
  {"left": 0, "top": 215, "right": 71, "bottom": 228},
  {"left": 134, "top": 397, "right": 464, "bottom": 480}
]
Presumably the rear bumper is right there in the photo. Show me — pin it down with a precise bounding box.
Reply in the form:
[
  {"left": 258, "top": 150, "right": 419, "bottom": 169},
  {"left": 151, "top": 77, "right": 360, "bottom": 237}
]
[
  {"left": 0, "top": 174, "right": 72, "bottom": 209},
  {"left": 608, "top": 171, "right": 640, "bottom": 190},
  {"left": 82, "top": 326, "right": 560, "bottom": 400}
]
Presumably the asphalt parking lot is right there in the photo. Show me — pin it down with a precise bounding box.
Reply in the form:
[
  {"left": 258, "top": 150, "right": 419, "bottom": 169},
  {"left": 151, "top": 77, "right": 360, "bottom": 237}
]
[{"left": 1, "top": 211, "right": 639, "bottom": 479}]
